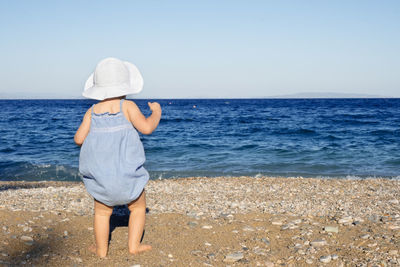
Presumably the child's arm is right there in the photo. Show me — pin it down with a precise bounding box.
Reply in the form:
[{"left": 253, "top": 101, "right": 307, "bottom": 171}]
[
  {"left": 74, "top": 108, "right": 91, "bottom": 146},
  {"left": 125, "top": 100, "right": 162, "bottom": 135}
]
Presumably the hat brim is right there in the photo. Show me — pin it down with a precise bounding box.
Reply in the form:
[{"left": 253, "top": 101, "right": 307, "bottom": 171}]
[
  {"left": 82, "top": 83, "right": 133, "bottom": 100},
  {"left": 83, "top": 61, "right": 144, "bottom": 100}
]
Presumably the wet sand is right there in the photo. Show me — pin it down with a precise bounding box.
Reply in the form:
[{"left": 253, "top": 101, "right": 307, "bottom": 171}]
[{"left": 0, "top": 176, "right": 399, "bottom": 266}]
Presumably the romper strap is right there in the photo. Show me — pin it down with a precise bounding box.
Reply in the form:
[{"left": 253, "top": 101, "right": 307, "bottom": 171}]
[
  {"left": 91, "top": 104, "right": 95, "bottom": 114},
  {"left": 120, "top": 98, "right": 125, "bottom": 112}
]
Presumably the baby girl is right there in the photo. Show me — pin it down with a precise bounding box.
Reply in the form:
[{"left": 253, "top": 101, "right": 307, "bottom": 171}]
[{"left": 74, "top": 57, "right": 161, "bottom": 258}]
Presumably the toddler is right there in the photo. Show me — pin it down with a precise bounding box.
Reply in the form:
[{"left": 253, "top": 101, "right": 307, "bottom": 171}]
[{"left": 74, "top": 57, "right": 161, "bottom": 258}]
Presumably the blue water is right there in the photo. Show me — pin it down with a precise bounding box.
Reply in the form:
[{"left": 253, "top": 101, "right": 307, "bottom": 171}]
[{"left": 0, "top": 99, "right": 399, "bottom": 181}]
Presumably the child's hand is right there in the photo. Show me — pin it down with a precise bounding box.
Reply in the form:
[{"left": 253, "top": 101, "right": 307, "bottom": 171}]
[{"left": 148, "top": 102, "right": 162, "bottom": 114}]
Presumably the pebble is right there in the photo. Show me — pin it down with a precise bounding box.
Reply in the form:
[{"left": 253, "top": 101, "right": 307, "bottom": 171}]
[
  {"left": 338, "top": 216, "right": 353, "bottom": 224},
  {"left": 310, "top": 239, "right": 327, "bottom": 247},
  {"left": 297, "top": 249, "right": 305, "bottom": 255},
  {"left": 389, "top": 249, "right": 398, "bottom": 255},
  {"left": 261, "top": 237, "right": 270, "bottom": 246},
  {"left": 186, "top": 211, "right": 199, "bottom": 219},
  {"left": 206, "top": 253, "right": 215, "bottom": 259},
  {"left": 291, "top": 218, "right": 302, "bottom": 224},
  {"left": 324, "top": 226, "right": 338, "bottom": 233},
  {"left": 191, "top": 250, "right": 202, "bottom": 256},
  {"left": 130, "top": 265, "right": 141, "bottom": 267},
  {"left": 272, "top": 220, "right": 283, "bottom": 226},
  {"left": 242, "top": 226, "right": 255, "bottom": 231},
  {"left": 87, "top": 227, "right": 93, "bottom": 231},
  {"left": 367, "top": 215, "right": 380, "bottom": 223},
  {"left": 354, "top": 217, "right": 364, "bottom": 223},
  {"left": 69, "top": 256, "right": 82, "bottom": 263},
  {"left": 20, "top": 236, "right": 33, "bottom": 242},
  {"left": 265, "top": 261, "right": 274, "bottom": 267},
  {"left": 223, "top": 252, "right": 244, "bottom": 263},
  {"left": 281, "top": 224, "right": 290, "bottom": 230},
  {"left": 319, "top": 255, "right": 331, "bottom": 263},
  {"left": 187, "top": 221, "right": 198, "bottom": 227},
  {"left": 388, "top": 224, "right": 400, "bottom": 230},
  {"left": 306, "top": 246, "right": 316, "bottom": 254},
  {"left": 331, "top": 254, "right": 338, "bottom": 260},
  {"left": 63, "top": 231, "right": 68, "bottom": 236},
  {"left": 23, "top": 226, "right": 32, "bottom": 232},
  {"left": 253, "top": 247, "right": 268, "bottom": 256},
  {"left": 168, "top": 254, "right": 173, "bottom": 258},
  {"left": 305, "top": 259, "right": 313, "bottom": 264},
  {"left": 360, "top": 234, "right": 370, "bottom": 239},
  {"left": 202, "top": 225, "right": 212, "bottom": 229},
  {"left": 204, "top": 242, "right": 211, "bottom": 246}
]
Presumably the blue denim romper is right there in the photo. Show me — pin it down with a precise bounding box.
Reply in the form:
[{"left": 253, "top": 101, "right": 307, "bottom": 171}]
[{"left": 79, "top": 99, "right": 149, "bottom": 206}]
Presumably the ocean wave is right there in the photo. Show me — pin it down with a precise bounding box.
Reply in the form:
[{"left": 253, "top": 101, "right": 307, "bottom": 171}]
[
  {"left": 370, "top": 129, "right": 400, "bottom": 136},
  {"left": 232, "top": 144, "right": 258, "bottom": 150},
  {"left": 0, "top": 161, "right": 398, "bottom": 181},
  {"left": 384, "top": 159, "right": 400, "bottom": 165},
  {"left": 324, "top": 134, "right": 342, "bottom": 140},
  {"left": 0, "top": 147, "right": 16, "bottom": 153},
  {"left": 161, "top": 118, "right": 195, "bottom": 123},
  {"left": 272, "top": 128, "right": 317, "bottom": 135},
  {"left": 0, "top": 162, "right": 80, "bottom": 181}
]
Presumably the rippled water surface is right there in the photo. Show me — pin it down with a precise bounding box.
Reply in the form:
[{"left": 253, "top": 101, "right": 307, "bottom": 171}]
[{"left": 0, "top": 98, "right": 399, "bottom": 180}]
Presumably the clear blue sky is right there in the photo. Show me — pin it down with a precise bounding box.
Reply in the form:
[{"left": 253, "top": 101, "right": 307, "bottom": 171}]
[{"left": 0, "top": 0, "right": 399, "bottom": 98}]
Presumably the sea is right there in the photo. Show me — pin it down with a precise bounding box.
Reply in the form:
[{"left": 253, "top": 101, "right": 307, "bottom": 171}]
[{"left": 0, "top": 98, "right": 399, "bottom": 181}]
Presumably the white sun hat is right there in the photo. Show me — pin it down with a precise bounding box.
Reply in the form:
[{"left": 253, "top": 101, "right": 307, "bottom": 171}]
[{"left": 83, "top": 57, "right": 144, "bottom": 100}]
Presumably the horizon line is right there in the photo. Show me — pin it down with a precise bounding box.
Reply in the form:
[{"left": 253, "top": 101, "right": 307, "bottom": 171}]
[{"left": 0, "top": 97, "right": 398, "bottom": 100}]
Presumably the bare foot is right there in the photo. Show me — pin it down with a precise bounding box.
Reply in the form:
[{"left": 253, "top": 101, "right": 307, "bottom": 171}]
[
  {"left": 88, "top": 244, "right": 108, "bottom": 258},
  {"left": 130, "top": 244, "right": 152, "bottom": 255}
]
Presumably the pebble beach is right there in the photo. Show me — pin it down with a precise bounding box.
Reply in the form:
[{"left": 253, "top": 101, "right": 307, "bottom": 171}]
[{"left": 0, "top": 176, "right": 399, "bottom": 266}]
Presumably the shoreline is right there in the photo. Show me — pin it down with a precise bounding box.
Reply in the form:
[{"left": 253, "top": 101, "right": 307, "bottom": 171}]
[
  {"left": 0, "top": 176, "right": 399, "bottom": 266},
  {"left": 1, "top": 176, "right": 399, "bottom": 217},
  {"left": 1, "top": 173, "right": 399, "bottom": 183}
]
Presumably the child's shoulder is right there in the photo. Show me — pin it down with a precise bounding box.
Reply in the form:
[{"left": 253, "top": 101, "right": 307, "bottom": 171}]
[
  {"left": 78, "top": 106, "right": 93, "bottom": 124},
  {"left": 123, "top": 99, "right": 140, "bottom": 110},
  {"left": 124, "top": 99, "right": 136, "bottom": 105}
]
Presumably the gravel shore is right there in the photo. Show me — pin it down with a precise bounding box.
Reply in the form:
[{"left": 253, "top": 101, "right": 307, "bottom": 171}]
[{"left": 0, "top": 176, "right": 399, "bottom": 266}]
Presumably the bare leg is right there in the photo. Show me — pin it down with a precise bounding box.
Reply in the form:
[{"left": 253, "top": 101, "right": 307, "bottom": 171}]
[
  {"left": 127, "top": 190, "right": 152, "bottom": 255},
  {"left": 91, "top": 199, "right": 113, "bottom": 258}
]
